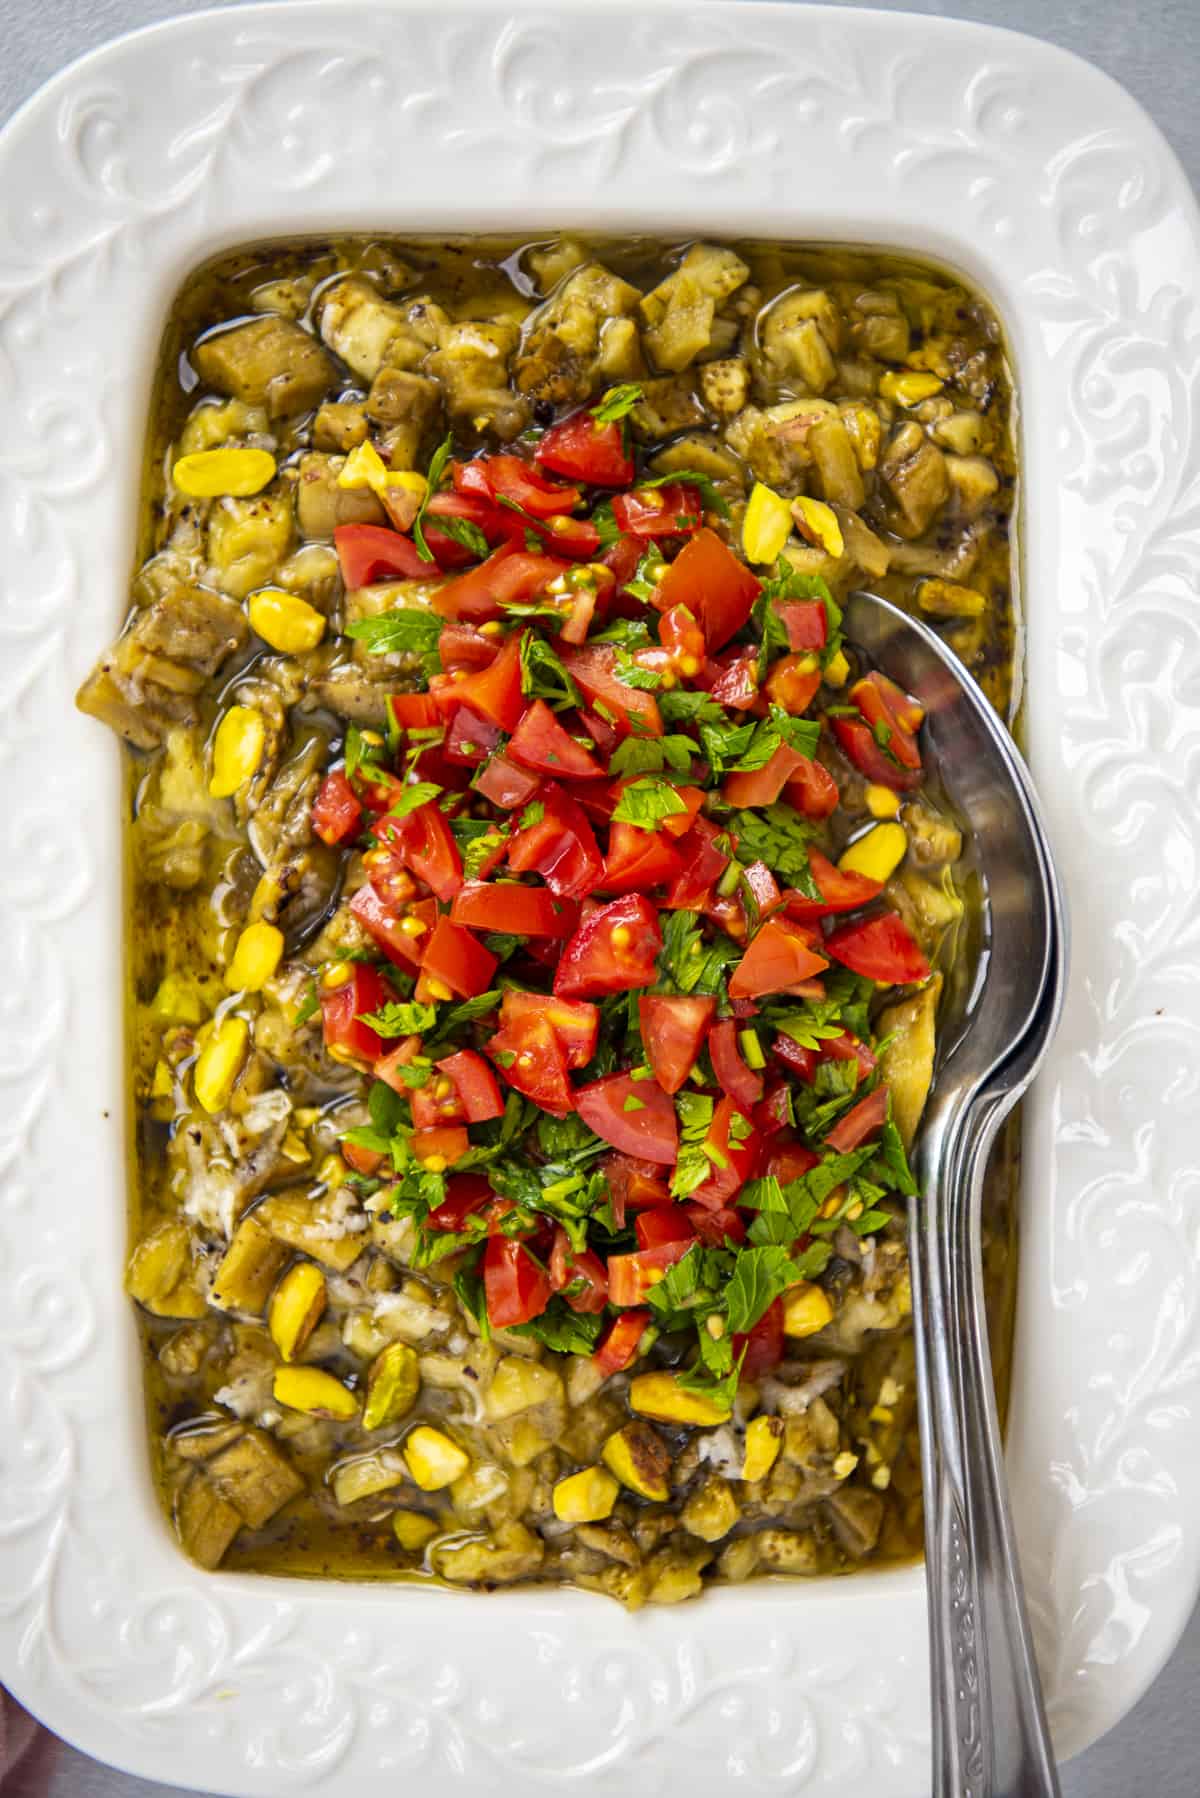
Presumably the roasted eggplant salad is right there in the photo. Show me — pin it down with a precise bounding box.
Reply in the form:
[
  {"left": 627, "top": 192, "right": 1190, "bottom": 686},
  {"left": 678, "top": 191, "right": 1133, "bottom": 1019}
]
[{"left": 81, "top": 236, "right": 1017, "bottom": 1600}]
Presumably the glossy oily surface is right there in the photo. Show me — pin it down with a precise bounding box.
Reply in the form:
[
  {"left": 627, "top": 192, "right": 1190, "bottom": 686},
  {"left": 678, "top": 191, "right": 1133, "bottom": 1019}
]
[{"left": 0, "top": 5, "right": 1197, "bottom": 1796}]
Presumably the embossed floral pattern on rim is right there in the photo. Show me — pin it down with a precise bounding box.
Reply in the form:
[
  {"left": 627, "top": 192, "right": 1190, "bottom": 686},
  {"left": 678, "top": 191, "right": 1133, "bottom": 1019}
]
[{"left": 1, "top": 5, "right": 1198, "bottom": 1795}]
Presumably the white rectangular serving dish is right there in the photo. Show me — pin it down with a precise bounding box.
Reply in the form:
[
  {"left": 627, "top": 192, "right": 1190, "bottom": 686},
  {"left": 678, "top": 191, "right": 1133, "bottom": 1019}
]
[{"left": 1, "top": 5, "right": 1198, "bottom": 1793}]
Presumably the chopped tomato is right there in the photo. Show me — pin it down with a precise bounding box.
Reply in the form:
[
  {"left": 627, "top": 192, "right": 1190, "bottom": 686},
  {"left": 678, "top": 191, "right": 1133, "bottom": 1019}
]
[
  {"left": 374, "top": 800, "right": 462, "bottom": 903},
  {"left": 534, "top": 408, "right": 634, "bottom": 487},
  {"left": 773, "top": 1033, "right": 818, "bottom": 1082},
  {"left": 500, "top": 990, "right": 599, "bottom": 1068},
  {"left": 685, "top": 1203, "right": 747, "bottom": 1247},
  {"left": 410, "top": 1125, "right": 470, "bottom": 1167},
  {"left": 600, "top": 822, "right": 684, "bottom": 894},
  {"left": 507, "top": 782, "right": 603, "bottom": 899},
  {"left": 612, "top": 482, "right": 703, "bottom": 539},
  {"left": 436, "top": 623, "right": 501, "bottom": 672},
  {"left": 723, "top": 741, "right": 808, "bottom": 809},
  {"left": 548, "top": 1230, "right": 610, "bottom": 1313},
  {"left": 741, "top": 859, "right": 783, "bottom": 915},
  {"left": 487, "top": 1011, "right": 573, "bottom": 1113},
  {"left": 373, "top": 1035, "right": 423, "bottom": 1094},
  {"left": 426, "top": 1172, "right": 495, "bottom": 1232},
  {"left": 784, "top": 756, "right": 840, "bottom": 819},
  {"left": 349, "top": 884, "right": 435, "bottom": 969},
  {"left": 319, "top": 963, "right": 389, "bottom": 1065},
  {"left": 388, "top": 693, "right": 443, "bottom": 730},
  {"left": 575, "top": 1071, "right": 679, "bottom": 1163},
  {"left": 753, "top": 1079, "right": 794, "bottom": 1133},
  {"left": 688, "top": 1096, "right": 760, "bottom": 1209},
  {"left": 652, "top": 528, "right": 760, "bottom": 651},
  {"left": 419, "top": 917, "right": 499, "bottom": 1000},
  {"left": 603, "top": 1153, "right": 672, "bottom": 1225},
  {"left": 456, "top": 453, "right": 583, "bottom": 518},
  {"left": 435, "top": 1048, "right": 506, "bottom": 1123},
  {"left": 312, "top": 770, "right": 362, "bottom": 846},
  {"left": 638, "top": 994, "right": 716, "bottom": 1094},
  {"left": 767, "top": 1140, "right": 820, "bottom": 1184},
  {"left": 824, "top": 912, "right": 931, "bottom": 984},
  {"left": 821, "top": 1029, "right": 877, "bottom": 1085},
  {"left": 475, "top": 751, "right": 541, "bottom": 811},
  {"left": 707, "top": 648, "right": 760, "bottom": 710},
  {"left": 443, "top": 705, "right": 502, "bottom": 766},
  {"left": 659, "top": 604, "right": 706, "bottom": 672},
  {"left": 765, "top": 654, "right": 822, "bottom": 717},
  {"left": 333, "top": 523, "right": 427, "bottom": 587},
  {"left": 341, "top": 1140, "right": 384, "bottom": 1177},
  {"left": 708, "top": 1018, "right": 765, "bottom": 1108},
  {"left": 852, "top": 670, "right": 924, "bottom": 765},
  {"left": 592, "top": 1308, "right": 650, "bottom": 1376},
  {"left": 663, "top": 815, "right": 732, "bottom": 910},
  {"left": 441, "top": 631, "right": 526, "bottom": 732},
  {"left": 558, "top": 644, "right": 663, "bottom": 739},
  {"left": 483, "top": 1236, "right": 551, "bottom": 1328},
  {"left": 509, "top": 698, "right": 606, "bottom": 779},
  {"left": 831, "top": 716, "right": 923, "bottom": 791},
  {"left": 635, "top": 1207, "right": 696, "bottom": 1250},
  {"left": 779, "top": 601, "right": 828, "bottom": 652},
  {"left": 733, "top": 1297, "right": 785, "bottom": 1377},
  {"left": 728, "top": 918, "right": 830, "bottom": 999},
  {"left": 426, "top": 487, "right": 512, "bottom": 548},
  {"left": 451, "top": 879, "right": 576, "bottom": 939},
  {"left": 824, "top": 1084, "right": 890, "bottom": 1152},
  {"left": 783, "top": 847, "right": 884, "bottom": 920},
  {"left": 554, "top": 894, "right": 662, "bottom": 999},
  {"left": 523, "top": 511, "right": 603, "bottom": 560},
  {"left": 607, "top": 1237, "right": 693, "bottom": 1307},
  {"left": 410, "top": 1077, "right": 466, "bottom": 1131},
  {"left": 433, "top": 545, "right": 569, "bottom": 625}
]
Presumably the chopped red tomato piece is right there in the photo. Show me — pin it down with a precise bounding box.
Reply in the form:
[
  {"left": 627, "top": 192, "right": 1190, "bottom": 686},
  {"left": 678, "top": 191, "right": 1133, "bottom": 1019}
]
[
  {"left": 733, "top": 1297, "right": 785, "bottom": 1377},
  {"left": 852, "top": 670, "right": 924, "bottom": 763},
  {"left": 831, "top": 716, "right": 923, "bottom": 791},
  {"left": 765, "top": 653, "right": 822, "bottom": 717},
  {"left": 638, "top": 994, "right": 716, "bottom": 1094},
  {"left": 410, "top": 1076, "right": 467, "bottom": 1131},
  {"left": 426, "top": 1172, "right": 495, "bottom": 1232},
  {"left": 456, "top": 453, "right": 583, "bottom": 518},
  {"left": 653, "top": 528, "right": 760, "bottom": 651},
  {"left": 374, "top": 800, "right": 462, "bottom": 903},
  {"left": 659, "top": 603, "right": 706, "bottom": 672},
  {"left": 575, "top": 1071, "right": 679, "bottom": 1164},
  {"left": 600, "top": 822, "right": 684, "bottom": 895},
  {"left": 767, "top": 1140, "right": 820, "bottom": 1185},
  {"left": 418, "top": 917, "right": 499, "bottom": 1000},
  {"left": 500, "top": 991, "right": 599, "bottom": 1068},
  {"left": 728, "top": 918, "right": 830, "bottom": 999},
  {"left": 319, "top": 963, "right": 390, "bottom": 1066},
  {"left": 433, "top": 545, "right": 569, "bottom": 625},
  {"left": 723, "top": 741, "right": 808, "bottom": 809},
  {"left": 312, "top": 770, "right": 362, "bottom": 845},
  {"left": 450, "top": 879, "right": 576, "bottom": 939},
  {"left": 779, "top": 601, "right": 828, "bottom": 652},
  {"left": 435, "top": 1048, "right": 506, "bottom": 1123},
  {"left": 821, "top": 1029, "right": 877, "bottom": 1084},
  {"left": 554, "top": 894, "right": 662, "bottom": 999},
  {"left": 783, "top": 847, "right": 884, "bottom": 920},
  {"left": 688, "top": 1096, "right": 760, "bottom": 1209},
  {"left": 607, "top": 1237, "right": 693, "bottom": 1307},
  {"left": 558, "top": 644, "right": 663, "bottom": 739},
  {"left": 612, "top": 482, "right": 703, "bottom": 539},
  {"left": 509, "top": 698, "right": 606, "bottom": 780},
  {"left": 487, "top": 1011, "right": 573, "bottom": 1114},
  {"left": 333, "top": 523, "right": 427, "bottom": 587},
  {"left": 411, "top": 1125, "right": 470, "bottom": 1167},
  {"left": 388, "top": 693, "right": 443, "bottom": 731},
  {"left": 824, "top": 912, "right": 931, "bottom": 984},
  {"left": 341, "top": 1140, "right": 384, "bottom": 1177},
  {"left": 507, "top": 782, "right": 603, "bottom": 899},
  {"left": 685, "top": 1203, "right": 747, "bottom": 1247},
  {"left": 534, "top": 408, "right": 634, "bottom": 487},
  {"left": 635, "top": 1207, "right": 696, "bottom": 1250},
  {"left": 706, "top": 648, "right": 760, "bottom": 710},
  {"left": 548, "top": 1230, "right": 610, "bottom": 1313},
  {"left": 741, "top": 859, "right": 783, "bottom": 915},
  {"left": 592, "top": 1308, "right": 650, "bottom": 1375},
  {"left": 483, "top": 1236, "right": 551, "bottom": 1328},
  {"left": 441, "top": 631, "right": 526, "bottom": 732},
  {"left": 474, "top": 751, "right": 541, "bottom": 811},
  {"left": 663, "top": 815, "right": 732, "bottom": 910},
  {"left": 603, "top": 1154, "right": 672, "bottom": 1225},
  {"left": 824, "top": 1084, "right": 891, "bottom": 1152},
  {"left": 708, "top": 1018, "right": 765, "bottom": 1108},
  {"left": 784, "top": 756, "right": 840, "bottom": 819},
  {"left": 436, "top": 623, "right": 501, "bottom": 672},
  {"left": 443, "top": 705, "right": 502, "bottom": 766},
  {"left": 349, "top": 884, "right": 435, "bottom": 969}
]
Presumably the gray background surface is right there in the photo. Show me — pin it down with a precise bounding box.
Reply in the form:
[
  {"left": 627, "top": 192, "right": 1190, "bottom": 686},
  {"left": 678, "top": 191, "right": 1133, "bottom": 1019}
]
[{"left": 1, "top": 0, "right": 1196, "bottom": 1792}]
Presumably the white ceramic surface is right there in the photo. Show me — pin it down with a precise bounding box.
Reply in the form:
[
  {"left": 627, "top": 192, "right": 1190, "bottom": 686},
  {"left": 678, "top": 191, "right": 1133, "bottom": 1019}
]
[{"left": 1, "top": 4, "right": 1197, "bottom": 1793}]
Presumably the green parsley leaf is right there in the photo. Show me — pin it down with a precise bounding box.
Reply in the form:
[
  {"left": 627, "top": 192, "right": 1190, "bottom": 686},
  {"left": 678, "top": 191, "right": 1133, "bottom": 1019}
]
[
  {"left": 611, "top": 778, "right": 689, "bottom": 832},
  {"left": 294, "top": 981, "right": 319, "bottom": 1027},
  {"left": 520, "top": 632, "right": 581, "bottom": 710},
  {"left": 591, "top": 382, "right": 644, "bottom": 424},
  {"left": 591, "top": 617, "right": 654, "bottom": 650},
  {"left": 612, "top": 647, "right": 664, "bottom": 692},
  {"left": 412, "top": 433, "right": 454, "bottom": 562},
  {"left": 510, "top": 1300, "right": 606, "bottom": 1355},
  {"left": 345, "top": 609, "right": 443, "bottom": 660},
  {"left": 482, "top": 931, "right": 525, "bottom": 961},
  {"left": 625, "top": 543, "right": 667, "bottom": 603},
  {"left": 724, "top": 1246, "right": 809, "bottom": 1334},
  {"left": 356, "top": 998, "right": 437, "bottom": 1037},
  {"left": 429, "top": 511, "right": 489, "bottom": 560},
  {"left": 608, "top": 734, "right": 695, "bottom": 778},
  {"left": 870, "top": 1114, "right": 919, "bottom": 1198},
  {"left": 672, "top": 1090, "right": 716, "bottom": 1198},
  {"left": 676, "top": 1347, "right": 744, "bottom": 1410},
  {"left": 518, "top": 800, "right": 545, "bottom": 831},
  {"left": 726, "top": 707, "right": 821, "bottom": 774},
  {"left": 452, "top": 1262, "right": 491, "bottom": 1342},
  {"left": 343, "top": 723, "right": 384, "bottom": 782},
  {"left": 658, "top": 689, "right": 727, "bottom": 728},
  {"left": 385, "top": 780, "right": 442, "bottom": 818},
  {"left": 590, "top": 500, "right": 619, "bottom": 548},
  {"left": 726, "top": 802, "right": 819, "bottom": 887},
  {"left": 638, "top": 468, "right": 730, "bottom": 521}
]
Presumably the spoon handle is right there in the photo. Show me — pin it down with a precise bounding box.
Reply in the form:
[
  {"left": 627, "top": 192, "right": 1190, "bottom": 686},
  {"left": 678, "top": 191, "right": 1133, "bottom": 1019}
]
[{"left": 911, "top": 1092, "right": 1061, "bottom": 1798}]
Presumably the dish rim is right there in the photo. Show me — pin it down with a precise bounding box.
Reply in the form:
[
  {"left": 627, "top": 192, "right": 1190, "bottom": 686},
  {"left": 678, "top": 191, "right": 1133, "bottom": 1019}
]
[{"left": 1, "top": 5, "right": 1198, "bottom": 1794}]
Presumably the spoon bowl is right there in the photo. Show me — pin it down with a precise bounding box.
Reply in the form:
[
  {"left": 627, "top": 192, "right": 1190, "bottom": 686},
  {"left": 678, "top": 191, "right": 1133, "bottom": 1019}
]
[{"left": 844, "top": 590, "right": 1069, "bottom": 1798}]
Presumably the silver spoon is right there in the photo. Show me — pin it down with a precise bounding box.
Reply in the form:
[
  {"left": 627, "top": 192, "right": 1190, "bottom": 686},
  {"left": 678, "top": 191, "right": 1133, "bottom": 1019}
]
[{"left": 843, "top": 591, "right": 1069, "bottom": 1798}]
